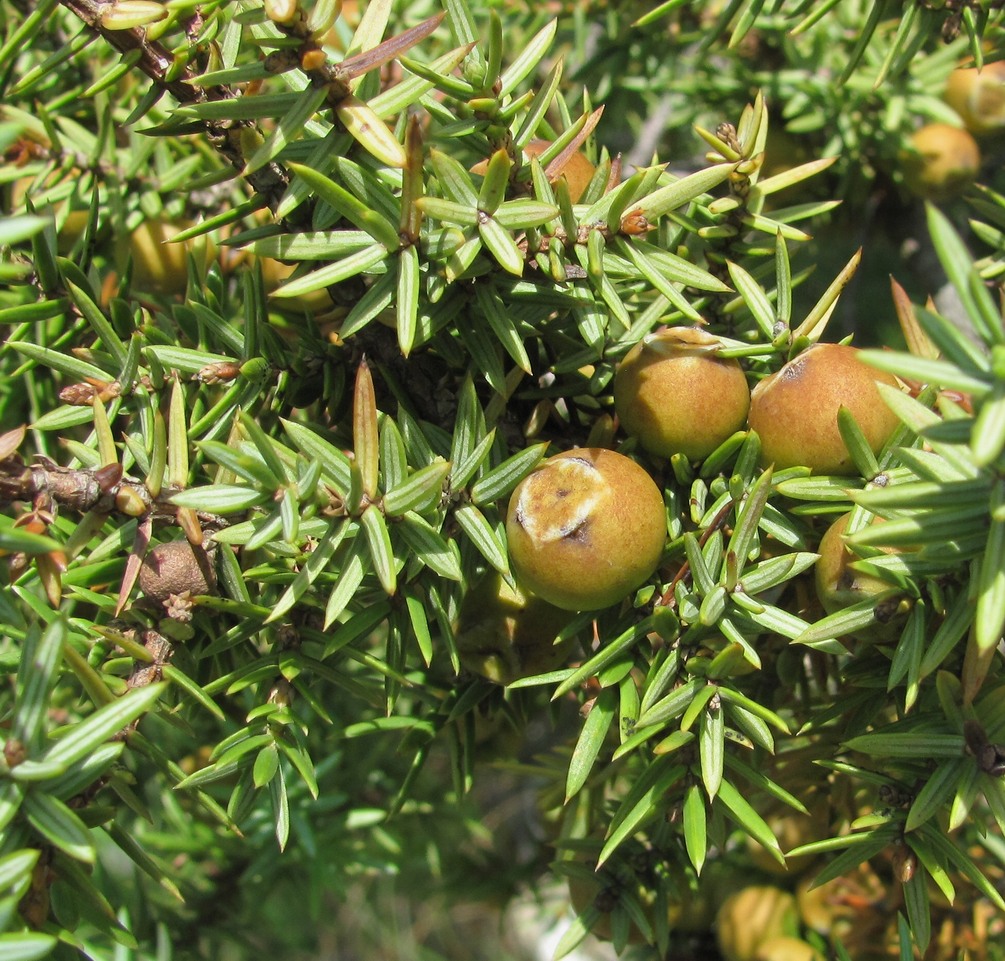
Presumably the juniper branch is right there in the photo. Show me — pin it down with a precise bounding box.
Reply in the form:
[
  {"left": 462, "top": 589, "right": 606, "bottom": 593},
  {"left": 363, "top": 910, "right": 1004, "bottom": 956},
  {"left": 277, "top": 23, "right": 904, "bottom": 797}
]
[
  {"left": 0, "top": 452, "right": 228, "bottom": 529},
  {"left": 56, "top": 0, "right": 304, "bottom": 222}
]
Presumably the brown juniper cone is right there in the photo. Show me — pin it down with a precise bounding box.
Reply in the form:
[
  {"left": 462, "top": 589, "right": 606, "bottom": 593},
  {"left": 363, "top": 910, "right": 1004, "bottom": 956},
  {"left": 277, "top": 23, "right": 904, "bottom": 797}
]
[{"left": 139, "top": 541, "right": 218, "bottom": 604}]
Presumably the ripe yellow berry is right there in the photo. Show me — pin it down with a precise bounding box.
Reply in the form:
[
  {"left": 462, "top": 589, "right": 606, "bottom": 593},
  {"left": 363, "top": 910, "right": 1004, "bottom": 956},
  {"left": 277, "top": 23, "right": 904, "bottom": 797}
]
[
  {"left": 901, "top": 123, "right": 980, "bottom": 202},
  {"left": 755, "top": 937, "right": 826, "bottom": 961},
  {"left": 523, "top": 139, "right": 596, "bottom": 203},
  {"left": 716, "top": 886, "right": 800, "bottom": 961},
  {"left": 470, "top": 139, "right": 597, "bottom": 203},
  {"left": 814, "top": 512, "right": 900, "bottom": 615},
  {"left": 944, "top": 61, "right": 1005, "bottom": 137},
  {"left": 748, "top": 344, "right": 900, "bottom": 475},
  {"left": 614, "top": 327, "right": 750, "bottom": 461},
  {"left": 117, "top": 219, "right": 216, "bottom": 296},
  {"left": 506, "top": 448, "right": 665, "bottom": 611}
]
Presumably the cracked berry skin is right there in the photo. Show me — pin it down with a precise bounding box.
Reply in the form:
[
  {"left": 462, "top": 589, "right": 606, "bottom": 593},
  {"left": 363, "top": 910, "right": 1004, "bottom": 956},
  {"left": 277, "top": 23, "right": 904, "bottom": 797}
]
[
  {"left": 748, "top": 344, "right": 900, "bottom": 476},
  {"left": 505, "top": 448, "right": 666, "bottom": 611}
]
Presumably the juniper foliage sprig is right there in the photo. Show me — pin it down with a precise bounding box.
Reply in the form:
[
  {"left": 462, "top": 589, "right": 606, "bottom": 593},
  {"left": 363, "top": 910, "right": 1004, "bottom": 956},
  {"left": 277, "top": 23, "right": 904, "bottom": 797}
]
[{"left": 1, "top": 2, "right": 1004, "bottom": 960}]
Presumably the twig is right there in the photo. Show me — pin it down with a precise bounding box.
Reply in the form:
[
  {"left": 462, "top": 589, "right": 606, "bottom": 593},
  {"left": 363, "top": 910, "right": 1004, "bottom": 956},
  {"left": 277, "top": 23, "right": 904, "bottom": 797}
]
[
  {"left": 0, "top": 452, "right": 227, "bottom": 529},
  {"left": 56, "top": 0, "right": 302, "bottom": 221}
]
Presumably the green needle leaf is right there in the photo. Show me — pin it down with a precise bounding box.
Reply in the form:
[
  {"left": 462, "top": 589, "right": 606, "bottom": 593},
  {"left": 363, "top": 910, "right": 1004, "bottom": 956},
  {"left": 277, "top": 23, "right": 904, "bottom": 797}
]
[
  {"left": 0, "top": 527, "right": 62, "bottom": 556},
  {"left": 7, "top": 342, "right": 108, "bottom": 382},
  {"left": 14, "top": 617, "right": 65, "bottom": 752},
  {"left": 334, "top": 94, "right": 406, "bottom": 168},
  {"left": 360, "top": 504, "right": 396, "bottom": 595},
  {"left": 268, "top": 521, "right": 351, "bottom": 623},
  {"left": 396, "top": 513, "right": 462, "bottom": 581},
  {"left": 630, "top": 163, "right": 735, "bottom": 222},
  {"left": 396, "top": 245, "right": 420, "bottom": 355},
  {"left": 453, "top": 503, "right": 508, "bottom": 574},
  {"left": 566, "top": 686, "right": 616, "bottom": 802},
  {"left": 477, "top": 149, "right": 511, "bottom": 216},
  {"left": 287, "top": 162, "right": 400, "bottom": 249},
  {"left": 479, "top": 217, "right": 524, "bottom": 276},
  {"left": 470, "top": 443, "right": 548, "bottom": 506},
  {"left": 683, "top": 782, "right": 708, "bottom": 874},
  {"left": 12, "top": 683, "right": 165, "bottom": 782},
  {"left": 244, "top": 84, "right": 329, "bottom": 176},
  {"left": 24, "top": 791, "right": 95, "bottom": 862},
  {"left": 975, "top": 482, "right": 1005, "bottom": 656},
  {"left": 718, "top": 778, "right": 784, "bottom": 865},
  {"left": 382, "top": 460, "right": 451, "bottom": 517},
  {"left": 699, "top": 702, "right": 725, "bottom": 800}
]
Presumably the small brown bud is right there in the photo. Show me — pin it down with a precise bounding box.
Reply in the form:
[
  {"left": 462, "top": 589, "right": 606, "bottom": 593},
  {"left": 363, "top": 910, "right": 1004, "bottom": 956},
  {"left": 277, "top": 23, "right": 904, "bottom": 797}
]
[
  {"left": 60, "top": 383, "right": 98, "bottom": 406},
  {"left": 13, "top": 515, "right": 47, "bottom": 536},
  {"left": 94, "top": 380, "right": 122, "bottom": 402},
  {"left": 619, "top": 210, "right": 651, "bottom": 235},
  {"left": 716, "top": 122, "right": 741, "bottom": 152},
  {"left": 893, "top": 844, "right": 917, "bottom": 884},
  {"left": 95, "top": 463, "right": 124, "bottom": 494},
  {"left": 268, "top": 678, "right": 294, "bottom": 707},
  {"left": 194, "top": 361, "right": 242, "bottom": 385},
  {"left": 6, "top": 553, "right": 29, "bottom": 581},
  {"left": 67, "top": 378, "right": 122, "bottom": 403},
  {"left": 4, "top": 738, "right": 26, "bottom": 768},
  {"left": 163, "top": 592, "right": 195, "bottom": 622},
  {"left": 115, "top": 485, "right": 148, "bottom": 516}
]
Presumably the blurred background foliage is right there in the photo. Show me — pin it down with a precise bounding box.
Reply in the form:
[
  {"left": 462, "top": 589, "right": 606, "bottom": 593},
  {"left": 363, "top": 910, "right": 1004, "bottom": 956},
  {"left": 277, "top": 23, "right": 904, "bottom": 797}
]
[{"left": 2, "top": 1, "right": 1005, "bottom": 960}]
